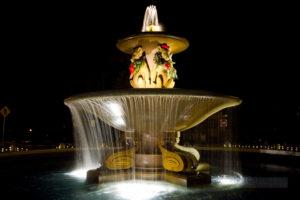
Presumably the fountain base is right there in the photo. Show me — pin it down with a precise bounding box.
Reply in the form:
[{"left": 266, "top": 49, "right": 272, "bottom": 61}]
[{"left": 87, "top": 169, "right": 211, "bottom": 187}]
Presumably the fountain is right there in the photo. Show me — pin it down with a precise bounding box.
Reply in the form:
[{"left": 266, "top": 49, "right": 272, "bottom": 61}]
[{"left": 64, "top": 5, "right": 242, "bottom": 187}]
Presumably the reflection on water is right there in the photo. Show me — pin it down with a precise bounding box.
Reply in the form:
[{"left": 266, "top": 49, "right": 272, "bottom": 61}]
[
  {"left": 212, "top": 172, "right": 244, "bottom": 187},
  {"left": 0, "top": 168, "right": 294, "bottom": 200},
  {"left": 0, "top": 153, "right": 296, "bottom": 200},
  {"left": 97, "top": 180, "right": 181, "bottom": 200},
  {"left": 61, "top": 168, "right": 246, "bottom": 200}
]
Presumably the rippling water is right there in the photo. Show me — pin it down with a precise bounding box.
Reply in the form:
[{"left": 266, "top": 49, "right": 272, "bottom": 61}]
[
  {"left": 0, "top": 152, "right": 296, "bottom": 200},
  {"left": 6, "top": 171, "right": 245, "bottom": 200}
]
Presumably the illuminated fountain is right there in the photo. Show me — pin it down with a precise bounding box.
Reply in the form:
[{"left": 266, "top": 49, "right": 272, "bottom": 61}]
[{"left": 64, "top": 5, "right": 242, "bottom": 187}]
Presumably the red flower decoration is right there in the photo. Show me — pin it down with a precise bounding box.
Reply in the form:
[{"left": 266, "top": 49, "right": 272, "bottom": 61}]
[
  {"left": 129, "top": 64, "right": 134, "bottom": 74},
  {"left": 161, "top": 44, "right": 169, "bottom": 50},
  {"left": 165, "top": 62, "right": 170, "bottom": 71}
]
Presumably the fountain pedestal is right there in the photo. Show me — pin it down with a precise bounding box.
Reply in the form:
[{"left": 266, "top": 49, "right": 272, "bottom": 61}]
[
  {"left": 87, "top": 130, "right": 212, "bottom": 187},
  {"left": 87, "top": 169, "right": 211, "bottom": 187}
]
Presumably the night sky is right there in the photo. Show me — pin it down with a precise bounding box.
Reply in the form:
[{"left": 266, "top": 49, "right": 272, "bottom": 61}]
[{"left": 1, "top": 1, "right": 299, "bottom": 144}]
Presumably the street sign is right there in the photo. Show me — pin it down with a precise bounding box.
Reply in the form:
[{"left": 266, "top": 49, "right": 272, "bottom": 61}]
[
  {"left": 1, "top": 106, "right": 10, "bottom": 146},
  {"left": 0, "top": 106, "right": 11, "bottom": 118}
]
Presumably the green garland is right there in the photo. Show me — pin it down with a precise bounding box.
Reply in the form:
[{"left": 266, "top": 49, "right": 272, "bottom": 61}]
[
  {"left": 169, "top": 66, "right": 178, "bottom": 79},
  {"left": 154, "top": 52, "right": 165, "bottom": 65},
  {"left": 131, "top": 56, "right": 145, "bottom": 75},
  {"left": 154, "top": 44, "right": 178, "bottom": 79}
]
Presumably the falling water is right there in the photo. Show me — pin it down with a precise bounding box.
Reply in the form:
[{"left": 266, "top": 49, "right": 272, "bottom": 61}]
[
  {"left": 142, "top": 5, "right": 161, "bottom": 32},
  {"left": 67, "top": 102, "right": 123, "bottom": 170},
  {"left": 182, "top": 107, "right": 241, "bottom": 177}
]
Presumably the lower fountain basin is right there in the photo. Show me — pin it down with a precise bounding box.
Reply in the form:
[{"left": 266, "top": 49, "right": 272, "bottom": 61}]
[
  {"left": 1, "top": 150, "right": 296, "bottom": 199},
  {"left": 64, "top": 89, "right": 242, "bottom": 134}
]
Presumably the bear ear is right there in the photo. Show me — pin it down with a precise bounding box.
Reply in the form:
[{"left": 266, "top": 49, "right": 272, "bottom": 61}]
[{"left": 133, "top": 46, "right": 142, "bottom": 50}]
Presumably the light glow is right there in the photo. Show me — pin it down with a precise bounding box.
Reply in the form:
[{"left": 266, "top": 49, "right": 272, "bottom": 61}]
[
  {"left": 146, "top": 25, "right": 161, "bottom": 32},
  {"left": 212, "top": 172, "right": 244, "bottom": 186},
  {"left": 66, "top": 168, "right": 89, "bottom": 179},
  {"left": 114, "top": 118, "right": 125, "bottom": 126},
  {"left": 101, "top": 180, "right": 179, "bottom": 200},
  {"left": 107, "top": 102, "right": 123, "bottom": 116}
]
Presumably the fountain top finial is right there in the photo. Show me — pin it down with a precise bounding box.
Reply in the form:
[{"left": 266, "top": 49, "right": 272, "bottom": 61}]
[{"left": 142, "top": 5, "right": 162, "bottom": 32}]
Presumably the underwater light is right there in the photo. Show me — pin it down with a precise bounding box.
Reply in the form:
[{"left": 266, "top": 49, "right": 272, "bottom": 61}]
[
  {"left": 108, "top": 180, "right": 177, "bottom": 200},
  {"left": 213, "top": 172, "right": 244, "bottom": 186},
  {"left": 66, "top": 168, "right": 89, "bottom": 179}
]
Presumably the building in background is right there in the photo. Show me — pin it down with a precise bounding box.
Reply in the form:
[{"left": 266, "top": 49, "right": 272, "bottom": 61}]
[{"left": 181, "top": 108, "right": 239, "bottom": 146}]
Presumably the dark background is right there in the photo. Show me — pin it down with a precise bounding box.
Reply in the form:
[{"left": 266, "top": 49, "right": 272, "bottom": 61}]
[{"left": 1, "top": 1, "right": 298, "bottom": 145}]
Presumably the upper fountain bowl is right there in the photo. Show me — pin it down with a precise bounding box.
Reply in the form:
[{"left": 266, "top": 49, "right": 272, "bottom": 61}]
[
  {"left": 65, "top": 89, "right": 242, "bottom": 134},
  {"left": 117, "top": 32, "right": 189, "bottom": 55}
]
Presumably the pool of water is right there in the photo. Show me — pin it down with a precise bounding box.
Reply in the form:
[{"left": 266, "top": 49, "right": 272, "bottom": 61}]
[{"left": 0, "top": 151, "right": 297, "bottom": 200}]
